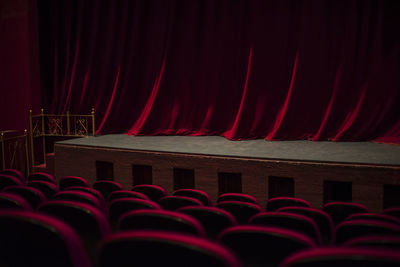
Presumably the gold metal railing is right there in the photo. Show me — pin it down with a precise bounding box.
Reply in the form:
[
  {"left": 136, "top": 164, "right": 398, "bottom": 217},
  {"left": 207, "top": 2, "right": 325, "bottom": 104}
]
[
  {"left": 29, "top": 108, "right": 95, "bottom": 167},
  {"left": 0, "top": 130, "right": 30, "bottom": 176}
]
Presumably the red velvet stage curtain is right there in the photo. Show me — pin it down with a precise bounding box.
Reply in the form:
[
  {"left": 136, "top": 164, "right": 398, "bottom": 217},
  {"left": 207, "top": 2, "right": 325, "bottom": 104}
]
[{"left": 38, "top": 0, "right": 400, "bottom": 143}]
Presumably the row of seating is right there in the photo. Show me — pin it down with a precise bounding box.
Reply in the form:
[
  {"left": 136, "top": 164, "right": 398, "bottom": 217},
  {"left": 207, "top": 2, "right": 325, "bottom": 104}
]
[{"left": 1, "top": 169, "right": 400, "bottom": 267}]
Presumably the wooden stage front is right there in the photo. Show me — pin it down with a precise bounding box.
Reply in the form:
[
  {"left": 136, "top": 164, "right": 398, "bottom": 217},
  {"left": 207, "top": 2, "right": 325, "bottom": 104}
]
[{"left": 54, "top": 135, "right": 400, "bottom": 212}]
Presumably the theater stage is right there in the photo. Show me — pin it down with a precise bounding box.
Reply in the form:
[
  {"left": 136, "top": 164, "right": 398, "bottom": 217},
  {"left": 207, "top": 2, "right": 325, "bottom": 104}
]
[{"left": 54, "top": 135, "right": 400, "bottom": 212}]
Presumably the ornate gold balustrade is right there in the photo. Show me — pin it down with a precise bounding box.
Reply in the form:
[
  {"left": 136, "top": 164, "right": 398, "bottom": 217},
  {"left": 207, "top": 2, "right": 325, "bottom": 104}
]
[{"left": 29, "top": 108, "right": 95, "bottom": 167}]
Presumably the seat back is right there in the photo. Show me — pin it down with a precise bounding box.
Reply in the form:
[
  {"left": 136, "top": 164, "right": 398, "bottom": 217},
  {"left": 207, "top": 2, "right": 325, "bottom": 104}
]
[
  {"left": 344, "top": 235, "right": 400, "bottom": 250},
  {"left": 336, "top": 219, "right": 400, "bottom": 244},
  {"left": 0, "top": 210, "right": 90, "bottom": 267},
  {"left": 132, "top": 184, "right": 167, "bottom": 202},
  {"left": 0, "top": 192, "right": 32, "bottom": 210},
  {"left": 178, "top": 206, "right": 237, "bottom": 239},
  {"left": 323, "top": 202, "right": 370, "bottom": 225},
  {"left": 109, "top": 198, "right": 160, "bottom": 230},
  {"left": 0, "top": 174, "right": 22, "bottom": 190},
  {"left": 281, "top": 247, "right": 400, "bottom": 267},
  {"left": 99, "top": 230, "right": 240, "bottom": 267},
  {"left": 118, "top": 209, "right": 205, "bottom": 236},
  {"left": 216, "top": 201, "right": 262, "bottom": 224},
  {"left": 249, "top": 211, "right": 322, "bottom": 244},
  {"left": 0, "top": 169, "right": 25, "bottom": 182},
  {"left": 220, "top": 225, "right": 315, "bottom": 266},
  {"left": 60, "top": 176, "right": 89, "bottom": 190},
  {"left": 27, "top": 180, "right": 58, "bottom": 198},
  {"left": 53, "top": 190, "right": 105, "bottom": 212},
  {"left": 38, "top": 200, "right": 111, "bottom": 264},
  {"left": 346, "top": 213, "right": 400, "bottom": 225},
  {"left": 383, "top": 208, "right": 400, "bottom": 220},
  {"left": 27, "top": 172, "right": 56, "bottom": 184},
  {"left": 3, "top": 185, "right": 46, "bottom": 209},
  {"left": 278, "top": 206, "right": 334, "bottom": 245},
  {"left": 266, "top": 197, "right": 311, "bottom": 211},
  {"left": 109, "top": 190, "right": 150, "bottom": 202},
  {"left": 217, "top": 193, "right": 258, "bottom": 205},
  {"left": 67, "top": 186, "right": 107, "bottom": 208},
  {"left": 93, "top": 180, "right": 123, "bottom": 200},
  {"left": 159, "top": 196, "right": 203, "bottom": 211},
  {"left": 173, "top": 189, "right": 212, "bottom": 206}
]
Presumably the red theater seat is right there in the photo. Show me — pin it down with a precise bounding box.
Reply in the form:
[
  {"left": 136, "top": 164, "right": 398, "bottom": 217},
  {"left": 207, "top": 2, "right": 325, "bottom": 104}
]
[
  {"left": 266, "top": 197, "right": 311, "bottom": 211},
  {"left": 109, "top": 190, "right": 150, "bottom": 202},
  {"left": 99, "top": 230, "right": 240, "bottom": 267},
  {"left": 0, "top": 210, "right": 90, "bottom": 267},
  {"left": 219, "top": 225, "right": 315, "bottom": 267},
  {"left": 249, "top": 211, "right": 322, "bottom": 244},
  {"left": 118, "top": 209, "right": 206, "bottom": 237},
  {"left": 60, "top": 176, "right": 89, "bottom": 190},
  {"left": 53, "top": 190, "right": 105, "bottom": 214},
  {"left": 173, "top": 189, "right": 212, "bottom": 206},
  {"left": 38, "top": 200, "right": 111, "bottom": 264},
  {"left": 278, "top": 206, "right": 335, "bottom": 245},
  {"left": 383, "top": 208, "right": 400, "bottom": 220},
  {"left": 159, "top": 196, "right": 203, "bottom": 211},
  {"left": 335, "top": 219, "right": 400, "bottom": 244},
  {"left": 27, "top": 172, "right": 56, "bottom": 184},
  {"left": 216, "top": 200, "right": 262, "bottom": 224},
  {"left": 109, "top": 198, "right": 160, "bottom": 230},
  {"left": 93, "top": 181, "right": 123, "bottom": 201},
  {"left": 3, "top": 185, "right": 46, "bottom": 209},
  {"left": 178, "top": 206, "right": 238, "bottom": 239},
  {"left": 0, "top": 192, "right": 32, "bottom": 210},
  {"left": 345, "top": 213, "right": 400, "bottom": 225},
  {"left": 344, "top": 235, "right": 400, "bottom": 250},
  {"left": 132, "top": 184, "right": 167, "bottom": 202},
  {"left": 217, "top": 193, "right": 259, "bottom": 205},
  {"left": 0, "top": 174, "right": 22, "bottom": 190},
  {"left": 281, "top": 247, "right": 400, "bottom": 267},
  {"left": 0, "top": 169, "right": 25, "bottom": 183},
  {"left": 27, "top": 180, "right": 58, "bottom": 198},
  {"left": 323, "top": 201, "right": 370, "bottom": 226}
]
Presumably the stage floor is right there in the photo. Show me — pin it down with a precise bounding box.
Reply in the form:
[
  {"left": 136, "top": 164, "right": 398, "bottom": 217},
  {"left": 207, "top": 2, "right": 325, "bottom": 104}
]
[{"left": 58, "top": 135, "right": 400, "bottom": 166}]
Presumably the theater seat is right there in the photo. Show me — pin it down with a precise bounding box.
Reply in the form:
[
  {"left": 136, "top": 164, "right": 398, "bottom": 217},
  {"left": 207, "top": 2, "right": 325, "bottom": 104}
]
[
  {"left": 132, "top": 184, "right": 167, "bottom": 202},
  {"left": 0, "top": 210, "right": 90, "bottom": 267},
  {"left": 178, "top": 206, "right": 237, "bottom": 239},
  {"left": 0, "top": 192, "right": 32, "bottom": 210},
  {"left": 109, "top": 198, "right": 160, "bottom": 230},
  {"left": 217, "top": 193, "right": 259, "bottom": 205},
  {"left": 335, "top": 219, "right": 400, "bottom": 244},
  {"left": 173, "top": 189, "right": 212, "bottom": 206},
  {"left": 53, "top": 190, "right": 105, "bottom": 214},
  {"left": 345, "top": 213, "right": 400, "bottom": 225},
  {"left": 27, "top": 180, "right": 58, "bottom": 199},
  {"left": 281, "top": 247, "right": 400, "bottom": 267},
  {"left": 118, "top": 209, "right": 206, "bottom": 237},
  {"left": 27, "top": 172, "right": 56, "bottom": 184},
  {"left": 0, "top": 174, "right": 22, "bottom": 190},
  {"left": 66, "top": 186, "right": 107, "bottom": 210},
  {"left": 3, "top": 185, "right": 46, "bottom": 209},
  {"left": 219, "top": 225, "right": 315, "bottom": 267},
  {"left": 159, "top": 196, "right": 203, "bottom": 211},
  {"left": 278, "top": 206, "right": 335, "bottom": 245},
  {"left": 38, "top": 200, "right": 111, "bottom": 264},
  {"left": 60, "top": 176, "right": 89, "bottom": 190},
  {"left": 0, "top": 169, "right": 25, "bottom": 183},
  {"left": 323, "top": 202, "right": 370, "bottom": 226},
  {"left": 93, "top": 181, "right": 123, "bottom": 201},
  {"left": 99, "top": 230, "right": 240, "bottom": 267},
  {"left": 266, "top": 197, "right": 311, "bottom": 211},
  {"left": 383, "top": 208, "right": 400, "bottom": 220},
  {"left": 344, "top": 235, "right": 400, "bottom": 250},
  {"left": 216, "top": 201, "right": 262, "bottom": 224},
  {"left": 249, "top": 211, "right": 322, "bottom": 244},
  {"left": 109, "top": 190, "right": 150, "bottom": 202}
]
